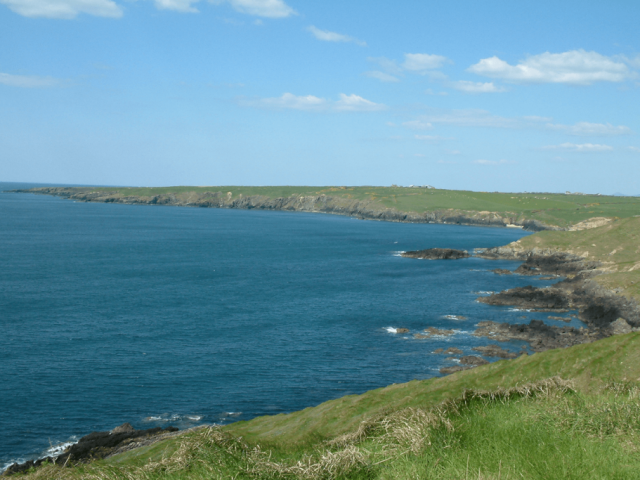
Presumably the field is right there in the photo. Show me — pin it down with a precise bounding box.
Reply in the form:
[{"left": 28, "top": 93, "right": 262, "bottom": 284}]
[
  {"left": 17, "top": 333, "right": 640, "bottom": 479},
  {"left": 54, "top": 185, "right": 640, "bottom": 228}
]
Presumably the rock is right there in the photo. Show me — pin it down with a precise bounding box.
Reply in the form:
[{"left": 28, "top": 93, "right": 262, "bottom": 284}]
[
  {"left": 459, "top": 355, "right": 489, "bottom": 366},
  {"left": 492, "top": 269, "right": 513, "bottom": 275},
  {"left": 472, "top": 345, "right": 517, "bottom": 359},
  {"left": 3, "top": 424, "right": 180, "bottom": 476},
  {"left": 395, "top": 328, "right": 410, "bottom": 334},
  {"left": 432, "top": 348, "right": 444, "bottom": 354},
  {"left": 423, "top": 327, "right": 455, "bottom": 336},
  {"left": 610, "top": 318, "right": 632, "bottom": 335},
  {"left": 401, "top": 248, "right": 470, "bottom": 260},
  {"left": 444, "top": 347, "right": 463, "bottom": 355},
  {"left": 110, "top": 423, "right": 135, "bottom": 434},
  {"left": 478, "top": 285, "right": 571, "bottom": 311},
  {"left": 548, "top": 316, "right": 572, "bottom": 323},
  {"left": 413, "top": 333, "right": 429, "bottom": 339}
]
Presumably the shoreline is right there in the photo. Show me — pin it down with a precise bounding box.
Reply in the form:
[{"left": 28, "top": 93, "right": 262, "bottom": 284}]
[{"left": 11, "top": 187, "right": 557, "bottom": 232}]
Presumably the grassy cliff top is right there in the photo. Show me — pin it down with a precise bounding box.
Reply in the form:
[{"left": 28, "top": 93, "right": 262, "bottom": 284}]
[
  {"left": 507, "top": 216, "right": 640, "bottom": 300},
  {"left": 42, "top": 185, "right": 640, "bottom": 228}
]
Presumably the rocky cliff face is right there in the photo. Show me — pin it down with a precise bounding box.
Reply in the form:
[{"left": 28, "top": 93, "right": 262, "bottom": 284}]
[{"left": 13, "top": 188, "right": 559, "bottom": 231}]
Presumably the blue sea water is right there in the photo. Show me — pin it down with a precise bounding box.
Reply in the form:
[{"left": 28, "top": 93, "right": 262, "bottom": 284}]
[{"left": 0, "top": 182, "right": 582, "bottom": 468}]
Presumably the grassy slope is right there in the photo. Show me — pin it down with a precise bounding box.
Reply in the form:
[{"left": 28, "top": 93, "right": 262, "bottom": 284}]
[
  {"left": 62, "top": 185, "right": 640, "bottom": 228},
  {"left": 507, "top": 216, "right": 640, "bottom": 301},
  {"left": 21, "top": 334, "right": 640, "bottom": 479}
]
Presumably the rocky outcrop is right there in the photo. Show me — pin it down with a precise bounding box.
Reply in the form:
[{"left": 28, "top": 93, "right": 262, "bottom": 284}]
[
  {"left": 473, "top": 320, "right": 603, "bottom": 352},
  {"left": 3, "top": 424, "right": 179, "bottom": 476},
  {"left": 401, "top": 248, "right": 470, "bottom": 260},
  {"left": 471, "top": 345, "right": 519, "bottom": 359},
  {"left": 12, "top": 188, "right": 561, "bottom": 231}
]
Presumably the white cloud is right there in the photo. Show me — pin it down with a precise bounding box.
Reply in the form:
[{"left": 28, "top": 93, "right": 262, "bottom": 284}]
[
  {"left": 364, "top": 71, "right": 399, "bottom": 83},
  {"left": 209, "top": 0, "right": 294, "bottom": 18},
  {"left": 542, "top": 143, "right": 614, "bottom": 152},
  {"left": 241, "top": 92, "right": 385, "bottom": 112},
  {"left": 402, "top": 120, "right": 433, "bottom": 130},
  {"left": 546, "top": 121, "right": 631, "bottom": 136},
  {"left": 628, "top": 146, "right": 640, "bottom": 152},
  {"left": 469, "top": 50, "right": 633, "bottom": 85},
  {"left": 451, "top": 80, "right": 506, "bottom": 93},
  {"left": 307, "top": 26, "right": 366, "bottom": 46},
  {"left": 445, "top": 149, "right": 461, "bottom": 155},
  {"left": 155, "top": 0, "right": 199, "bottom": 12},
  {"left": 0, "top": 0, "right": 122, "bottom": 18},
  {"left": 0, "top": 72, "right": 60, "bottom": 87},
  {"left": 402, "top": 53, "right": 449, "bottom": 72}
]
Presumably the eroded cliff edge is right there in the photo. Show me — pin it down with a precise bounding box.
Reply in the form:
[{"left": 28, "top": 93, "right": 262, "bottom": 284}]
[{"left": 12, "top": 187, "right": 557, "bottom": 231}]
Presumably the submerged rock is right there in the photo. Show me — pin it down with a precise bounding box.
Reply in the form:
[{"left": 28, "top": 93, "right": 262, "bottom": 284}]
[
  {"left": 472, "top": 345, "right": 518, "bottom": 359},
  {"left": 401, "top": 248, "right": 470, "bottom": 260}
]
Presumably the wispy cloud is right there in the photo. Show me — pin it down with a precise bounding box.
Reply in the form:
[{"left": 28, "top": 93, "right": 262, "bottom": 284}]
[
  {"left": 401, "top": 108, "right": 632, "bottom": 136},
  {"left": 209, "top": 0, "right": 295, "bottom": 18},
  {"left": 402, "top": 53, "right": 449, "bottom": 72},
  {"left": 155, "top": 0, "right": 200, "bottom": 13},
  {"left": 0, "top": 0, "right": 122, "bottom": 18},
  {"left": 401, "top": 120, "right": 433, "bottom": 130},
  {"left": 0, "top": 72, "right": 61, "bottom": 87},
  {"left": 240, "top": 92, "right": 385, "bottom": 112},
  {"left": 365, "top": 53, "right": 450, "bottom": 82},
  {"left": 468, "top": 50, "right": 635, "bottom": 85},
  {"left": 628, "top": 146, "right": 640, "bottom": 152},
  {"left": 450, "top": 80, "right": 507, "bottom": 93},
  {"left": 364, "top": 71, "right": 399, "bottom": 83},
  {"left": 541, "top": 143, "right": 614, "bottom": 152},
  {"left": 307, "top": 26, "right": 366, "bottom": 46},
  {"left": 546, "top": 122, "right": 631, "bottom": 136}
]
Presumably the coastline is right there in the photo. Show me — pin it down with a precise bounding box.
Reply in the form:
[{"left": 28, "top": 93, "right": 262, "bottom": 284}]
[{"left": 11, "top": 187, "right": 556, "bottom": 232}]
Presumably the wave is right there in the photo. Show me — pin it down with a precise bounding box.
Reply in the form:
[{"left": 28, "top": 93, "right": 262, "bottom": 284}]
[
  {"left": 385, "top": 327, "right": 398, "bottom": 333},
  {"left": 391, "top": 251, "right": 406, "bottom": 257}
]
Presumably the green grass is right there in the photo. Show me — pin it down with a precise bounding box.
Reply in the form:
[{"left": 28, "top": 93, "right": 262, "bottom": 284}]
[
  {"left": 506, "top": 216, "right": 640, "bottom": 301},
  {"left": 16, "top": 334, "right": 640, "bottom": 479},
  {"left": 47, "top": 185, "right": 640, "bottom": 228}
]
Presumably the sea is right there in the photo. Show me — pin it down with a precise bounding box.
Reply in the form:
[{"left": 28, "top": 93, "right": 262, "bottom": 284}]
[{"left": 0, "top": 182, "right": 584, "bottom": 469}]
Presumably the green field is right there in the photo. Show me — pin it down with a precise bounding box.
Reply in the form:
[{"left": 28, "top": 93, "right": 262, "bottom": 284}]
[
  {"left": 62, "top": 185, "right": 640, "bottom": 228},
  {"left": 18, "top": 333, "right": 640, "bottom": 479}
]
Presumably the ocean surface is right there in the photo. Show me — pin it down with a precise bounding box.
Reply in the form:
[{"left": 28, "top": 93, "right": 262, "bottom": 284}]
[{"left": 0, "top": 182, "right": 583, "bottom": 468}]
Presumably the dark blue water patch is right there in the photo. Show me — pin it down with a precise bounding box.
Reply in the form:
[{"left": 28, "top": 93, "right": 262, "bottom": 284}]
[{"left": 0, "top": 183, "right": 560, "bottom": 467}]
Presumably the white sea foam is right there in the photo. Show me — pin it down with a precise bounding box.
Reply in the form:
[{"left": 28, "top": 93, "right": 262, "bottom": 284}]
[
  {"left": 186, "top": 415, "right": 202, "bottom": 421},
  {"left": 473, "top": 291, "right": 495, "bottom": 295},
  {"left": 443, "top": 315, "right": 466, "bottom": 321},
  {"left": 385, "top": 327, "right": 398, "bottom": 333},
  {"left": 45, "top": 441, "right": 76, "bottom": 457},
  {"left": 391, "top": 251, "right": 406, "bottom": 257}
]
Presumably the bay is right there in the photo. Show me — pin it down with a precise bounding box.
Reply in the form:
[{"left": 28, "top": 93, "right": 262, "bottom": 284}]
[{"left": 0, "top": 183, "right": 575, "bottom": 467}]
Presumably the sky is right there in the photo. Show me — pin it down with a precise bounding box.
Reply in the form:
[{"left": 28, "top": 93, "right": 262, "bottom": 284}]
[{"left": 1, "top": 0, "right": 639, "bottom": 194}]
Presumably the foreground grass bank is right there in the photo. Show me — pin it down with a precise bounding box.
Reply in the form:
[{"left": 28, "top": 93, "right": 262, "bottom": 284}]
[
  {"left": 18, "top": 185, "right": 640, "bottom": 229},
  {"left": 15, "top": 333, "right": 640, "bottom": 479}
]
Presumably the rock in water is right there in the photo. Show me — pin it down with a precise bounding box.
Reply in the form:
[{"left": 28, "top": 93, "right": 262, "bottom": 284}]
[{"left": 401, "top": 248, "right": 469, "bottom": 260}]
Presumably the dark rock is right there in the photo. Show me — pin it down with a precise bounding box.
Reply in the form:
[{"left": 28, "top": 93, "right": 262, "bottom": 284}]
[
  {"left": 3, "top": 424, "right": 179, "bottom": 476},
  {"left": 459, "top": 355, "right": 489, "bottom": 366},
  {"left": 492, "top": 269, "right": 513, "bottom": 275},
  {"left": 478, "top": 285, "right": 570, "bottom": 311},
  {"left": 401, "top": 248, "right": 470, "bottom": 260},
  {"left": 472, "top": 345, "right": 518, "bottom": 359},
  {"left": 395, "top": 328, "right": 410, "bottom": 333},
  {"left": 423, "top": 327, "right": 455, "bottom": 336},
  {"left": 548, "top": 316, "right": 572, "bottom": 323},
  {"left": 444, "top": 347, "right": 463, "bottom": 355}
]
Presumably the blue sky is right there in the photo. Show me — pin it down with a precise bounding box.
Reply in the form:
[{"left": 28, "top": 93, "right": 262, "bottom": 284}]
[{"left": 1, "top": 0, "right": 639, "bottom": 194}]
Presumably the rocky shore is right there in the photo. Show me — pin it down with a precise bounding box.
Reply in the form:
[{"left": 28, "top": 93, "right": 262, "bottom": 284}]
[
  {"left": 401, "top": 248, "right": 470, "bottom": 260},
  {"left": 471, "top": 247, "right": 640, "bottom": 352},
  {"left": 3, "top": 424, "right": 180, "bottom": 476},
  {"left": 12, "top": 187, "right": 557, "bottom": 231}
]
